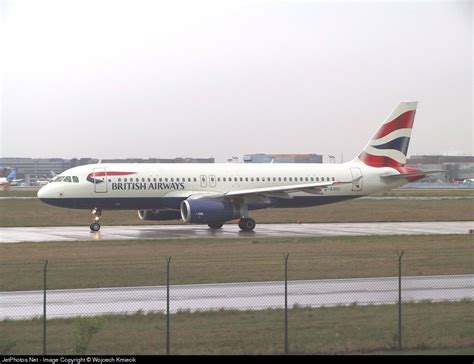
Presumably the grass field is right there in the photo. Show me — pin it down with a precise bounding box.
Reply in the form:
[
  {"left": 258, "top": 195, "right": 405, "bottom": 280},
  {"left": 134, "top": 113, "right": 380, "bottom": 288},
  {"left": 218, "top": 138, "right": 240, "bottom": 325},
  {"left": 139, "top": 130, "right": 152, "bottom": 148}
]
[
  {"left": 1, "top": 301, "right": 472, "bottom": 355},
  {"left": 1, "top": 234, "right": 472, "bottom": 291},
  {"left": 1, "top": 189, "right": 472, "bottom": 355},
  {"left": 0, "top": 196, "right": 473, "bottom": 227}
]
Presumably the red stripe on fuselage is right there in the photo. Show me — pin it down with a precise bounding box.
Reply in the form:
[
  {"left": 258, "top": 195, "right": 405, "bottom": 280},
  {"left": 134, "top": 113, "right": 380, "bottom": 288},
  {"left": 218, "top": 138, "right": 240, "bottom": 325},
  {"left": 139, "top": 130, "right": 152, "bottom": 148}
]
[
  {"left": 374, "top": 110, "right": 416, "bottom": 140},
  {"left": 90, "top": 171, "right": 136, "bottom": 177}
]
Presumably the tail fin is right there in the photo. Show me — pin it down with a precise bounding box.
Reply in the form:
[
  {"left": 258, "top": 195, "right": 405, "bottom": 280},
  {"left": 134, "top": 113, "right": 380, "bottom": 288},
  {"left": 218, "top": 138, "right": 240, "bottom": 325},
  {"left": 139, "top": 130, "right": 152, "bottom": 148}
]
[
  {"left": 6, "top": 169, "right": 16, "bottom": 181},
  {"left": 354, "top": 101, "right": 418, "bottom": 169}
]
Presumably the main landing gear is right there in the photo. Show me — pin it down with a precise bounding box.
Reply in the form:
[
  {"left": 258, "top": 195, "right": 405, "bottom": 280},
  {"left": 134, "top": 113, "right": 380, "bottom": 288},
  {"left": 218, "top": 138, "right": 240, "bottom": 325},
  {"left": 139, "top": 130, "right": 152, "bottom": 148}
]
[
  {"left": 207, "top": 218, "right": 256, "bottom": 231},
  {"left": 238, "top": 217, "right": 256, "bottom": 231},
  {"left": 90, "top": 208, "right": 102, "bottom": 232}
]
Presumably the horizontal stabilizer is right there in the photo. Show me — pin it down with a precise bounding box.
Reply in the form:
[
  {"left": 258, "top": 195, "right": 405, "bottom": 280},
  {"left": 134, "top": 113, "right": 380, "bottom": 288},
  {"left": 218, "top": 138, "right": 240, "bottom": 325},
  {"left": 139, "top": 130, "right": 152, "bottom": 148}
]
[{"left": 381, "top": 170, "right": 445, "bottom": 180}]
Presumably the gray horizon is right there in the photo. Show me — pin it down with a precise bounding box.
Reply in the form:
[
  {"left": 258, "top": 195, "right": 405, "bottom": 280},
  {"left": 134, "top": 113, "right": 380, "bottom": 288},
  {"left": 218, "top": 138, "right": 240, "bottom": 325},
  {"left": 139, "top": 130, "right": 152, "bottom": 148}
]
[{"left": 1, "top": 0, "right": 472, "bottom": 162}]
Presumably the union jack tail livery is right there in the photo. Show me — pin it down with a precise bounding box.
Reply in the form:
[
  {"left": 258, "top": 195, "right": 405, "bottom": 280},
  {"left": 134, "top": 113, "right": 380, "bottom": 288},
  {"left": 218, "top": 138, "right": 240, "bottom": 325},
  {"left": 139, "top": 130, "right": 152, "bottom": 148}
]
[{"left": 357, "top": 101, "right": 417, "bottom": 169}]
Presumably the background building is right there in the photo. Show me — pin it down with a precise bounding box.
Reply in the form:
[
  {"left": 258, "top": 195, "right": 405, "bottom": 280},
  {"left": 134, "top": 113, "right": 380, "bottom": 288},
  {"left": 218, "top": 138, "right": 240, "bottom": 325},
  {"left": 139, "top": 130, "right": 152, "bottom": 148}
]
[{"left": 406, "top": 155, "right": 474, "bottom": 182}]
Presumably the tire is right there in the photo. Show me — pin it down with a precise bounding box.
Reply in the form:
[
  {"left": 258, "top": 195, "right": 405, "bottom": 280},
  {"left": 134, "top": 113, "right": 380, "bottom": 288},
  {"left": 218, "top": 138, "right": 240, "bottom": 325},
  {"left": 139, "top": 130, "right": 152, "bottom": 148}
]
[
  {"left": 208, "top": 222, "right": 224, "bottom": 229},
  {"left": 90, "top": 222, "right": 101, "bottom": 232},
  {"left": 239, "top": 218, "right": 256, "bottom": 231}
]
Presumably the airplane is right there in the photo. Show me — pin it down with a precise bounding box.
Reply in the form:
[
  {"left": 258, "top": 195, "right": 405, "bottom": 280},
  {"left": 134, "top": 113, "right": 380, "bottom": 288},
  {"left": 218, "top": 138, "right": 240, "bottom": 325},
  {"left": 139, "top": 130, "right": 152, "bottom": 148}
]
[
  {"left": 0, "top": 169, "right": 23, "bottom": 191},
  {"left": 38, "top": 101, "right": 443, "bottom": 232},
  {"left": 33, "top": 171, "right": 58, "bottom": 186}
]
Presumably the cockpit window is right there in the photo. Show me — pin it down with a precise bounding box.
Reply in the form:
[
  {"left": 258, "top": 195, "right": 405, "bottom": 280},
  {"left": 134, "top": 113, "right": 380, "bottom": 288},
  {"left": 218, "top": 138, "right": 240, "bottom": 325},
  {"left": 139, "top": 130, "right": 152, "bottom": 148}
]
[
  {"left": 72, "top": 176, "right": 79, "bottom": 183},
  {"left": 63, "top": 176, "right": 72, "bottom": 182},
  {"left": 54, "top": 176, "right": 64, "bottom": 182}
]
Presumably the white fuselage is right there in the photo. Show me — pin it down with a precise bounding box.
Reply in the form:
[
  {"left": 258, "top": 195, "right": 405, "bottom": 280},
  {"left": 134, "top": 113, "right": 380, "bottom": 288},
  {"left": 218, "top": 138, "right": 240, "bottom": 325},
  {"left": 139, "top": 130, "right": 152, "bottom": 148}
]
[{"left": 37, "top": 162, "right": 403, "bottom": 212}]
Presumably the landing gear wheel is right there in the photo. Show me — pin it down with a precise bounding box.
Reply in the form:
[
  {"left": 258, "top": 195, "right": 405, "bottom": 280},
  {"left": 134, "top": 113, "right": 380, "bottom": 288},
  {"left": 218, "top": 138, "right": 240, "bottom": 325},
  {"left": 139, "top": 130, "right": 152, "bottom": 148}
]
[
  {"left": 208, "top": 222, "right": 224, "bottom": 229},
  {"left": 90, "top": 208, "right": 102, "bottom": 232},
  {"left": 238, "top": 217, "right": 256, "bottom": 231},
  {"left": 90, "top": 222, "right": 101, "bottom": 232}
]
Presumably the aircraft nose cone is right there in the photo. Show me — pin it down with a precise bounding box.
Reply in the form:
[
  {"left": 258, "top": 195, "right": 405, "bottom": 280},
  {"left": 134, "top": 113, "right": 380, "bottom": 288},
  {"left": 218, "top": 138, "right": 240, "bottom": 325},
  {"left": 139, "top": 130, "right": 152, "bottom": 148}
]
[{"left": 37, "top": 183, "right": 53, "bottom": 200}]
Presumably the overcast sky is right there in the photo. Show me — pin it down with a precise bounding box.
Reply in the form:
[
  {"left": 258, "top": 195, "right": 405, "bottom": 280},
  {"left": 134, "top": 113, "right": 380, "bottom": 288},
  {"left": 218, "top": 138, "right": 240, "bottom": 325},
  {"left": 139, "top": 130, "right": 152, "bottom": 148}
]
[{"left": 1, "top": 0, "right": 472, "bottom": 162}]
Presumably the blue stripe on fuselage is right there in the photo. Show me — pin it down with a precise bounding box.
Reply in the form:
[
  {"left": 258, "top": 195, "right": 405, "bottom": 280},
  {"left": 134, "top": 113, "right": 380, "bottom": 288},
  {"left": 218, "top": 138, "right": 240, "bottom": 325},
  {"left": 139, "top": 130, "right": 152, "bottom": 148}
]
[{"left": 39, "top": 195, "right": 360, "bottom": 211}]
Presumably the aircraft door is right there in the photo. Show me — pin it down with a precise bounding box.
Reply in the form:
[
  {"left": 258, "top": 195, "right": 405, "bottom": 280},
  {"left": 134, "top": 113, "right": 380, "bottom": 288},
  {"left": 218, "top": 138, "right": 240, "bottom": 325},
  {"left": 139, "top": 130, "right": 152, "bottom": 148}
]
[
  {"left": 350, "top": 167, "right": 363, "bottom": 191},
  {"left": 93, "top": 168, "right": 108, "bottom": 193}
]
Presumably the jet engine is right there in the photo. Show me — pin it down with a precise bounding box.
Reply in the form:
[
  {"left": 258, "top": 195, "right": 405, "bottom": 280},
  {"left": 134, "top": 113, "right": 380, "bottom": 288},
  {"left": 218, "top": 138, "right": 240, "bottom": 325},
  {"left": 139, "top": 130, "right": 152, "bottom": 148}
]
[
  {"left": 137, "top": 209, "right": 182, "bottom": 221},
  {"left": 180, "top": 199, "right": 242, "bottom": 224}
]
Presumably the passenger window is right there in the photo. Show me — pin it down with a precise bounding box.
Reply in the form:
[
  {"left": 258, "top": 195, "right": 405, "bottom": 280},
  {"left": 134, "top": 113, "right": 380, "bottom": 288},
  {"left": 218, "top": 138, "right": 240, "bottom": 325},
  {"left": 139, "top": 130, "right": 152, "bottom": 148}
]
[
  {"left": 311, "top": 177, "right": 314, "bottom": 181},
  {"left": 251, "top": 177, "right": 254, "bottom": 182},
  {"left": 240, "top": 177, "right": 243, "bottom": 182},
  {"left": 256, "top": 177, "right": 260, "bottom": 182},
  {"left": 210, "top": 177, "right": 214, "bottom": 182},
  {"left": 223, "top": 177, "right": 226, "bottom": 182},
  {"left": 153, "top": 178, "right": 157, "bottom": 182},
  {"left": 283, "top": 177, "right": 287, "bottom": 182},
  {"left": 165, "top": 178, "right": 168, "bottom": 182},
  {"left": 118, "top": 178, "right": 122, "bottom": 182},
  {"left": 64, "top": 176, "right": 72, "bottom": 182},
  {"left": 305, "top": 177, "right": 308, "bottom": 182},
  {"left": 289, "top": 177, "right": 292, "bottom": 182},
  {"left": 278, "top": 177, "right": 282, "bottom": 182},
  {"left": 171, "top": 178, "right": 174, "bottom": 182},
  {"left": 159, "top": 178, "right": 163, "bottom": 182},
  {"left": 245, "top": 177, "right": 249, "bottom": 182},
  {"left": 188, "top": 178, "right": 191, "bottom": 182},
  {"left": 135, "top": 178, "right": 139, "bottom": 182},
  {"left": 73, "top": 176, "right": 79, "bottom": 183},
  {"left": 193, "top": 178, "right": 197, "bottom": 182},
  {"left": 332, "top": 177, "right": 336, "bottom": 181},
  {"left": 234, "top": 177, "right": 237, "bottom": 182}
]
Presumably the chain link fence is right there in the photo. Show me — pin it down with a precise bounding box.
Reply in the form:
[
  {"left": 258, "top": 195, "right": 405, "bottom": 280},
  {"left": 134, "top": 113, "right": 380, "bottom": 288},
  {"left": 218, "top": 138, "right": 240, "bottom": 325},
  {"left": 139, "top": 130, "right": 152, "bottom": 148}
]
[{"left": 1, "top": 251, "right": 473, "bottom": 355}]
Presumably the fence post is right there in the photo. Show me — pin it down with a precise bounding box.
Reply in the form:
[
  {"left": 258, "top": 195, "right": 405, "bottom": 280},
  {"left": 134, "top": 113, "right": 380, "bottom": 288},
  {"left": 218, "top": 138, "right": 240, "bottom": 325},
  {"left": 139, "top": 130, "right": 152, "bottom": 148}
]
[
  {"left": 43, "top": 260, "right": 48, "bottom": 355},
  {"left": 284, "top": 253, "right": 289, "bottom": 355},
  {"left": 166, "top": 256, "right": 171, "bottom": 355},
  {"left": 396, "top": 250, "right": 404, "bottom": 351}
]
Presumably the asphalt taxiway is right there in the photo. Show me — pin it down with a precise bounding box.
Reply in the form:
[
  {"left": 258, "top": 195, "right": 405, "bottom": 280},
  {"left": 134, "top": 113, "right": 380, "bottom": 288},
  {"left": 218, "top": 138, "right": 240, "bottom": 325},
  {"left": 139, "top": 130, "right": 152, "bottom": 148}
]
[
  {"left": 2, "top": 275, "right": 472, "bottom": 320},
  {"left": 0, "top": 221, "right": 472, "bottom": 244}
]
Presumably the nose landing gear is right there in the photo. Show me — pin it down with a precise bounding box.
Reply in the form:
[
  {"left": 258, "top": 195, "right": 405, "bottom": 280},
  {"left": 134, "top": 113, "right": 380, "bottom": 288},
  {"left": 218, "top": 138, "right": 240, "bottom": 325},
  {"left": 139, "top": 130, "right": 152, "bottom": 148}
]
[{"left": 90, "top": 208, "right": 102, "bottom": 232}]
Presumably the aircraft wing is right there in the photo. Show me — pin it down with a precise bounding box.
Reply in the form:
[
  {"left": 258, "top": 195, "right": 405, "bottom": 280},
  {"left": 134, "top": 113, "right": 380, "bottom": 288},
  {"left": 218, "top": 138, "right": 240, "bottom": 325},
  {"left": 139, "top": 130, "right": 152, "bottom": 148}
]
[
  {"left": 381, "top": 170, "right": 445, "bottom": 181},
  {"left": 183, "top": 180, "right": 351, "bottom": 202}
]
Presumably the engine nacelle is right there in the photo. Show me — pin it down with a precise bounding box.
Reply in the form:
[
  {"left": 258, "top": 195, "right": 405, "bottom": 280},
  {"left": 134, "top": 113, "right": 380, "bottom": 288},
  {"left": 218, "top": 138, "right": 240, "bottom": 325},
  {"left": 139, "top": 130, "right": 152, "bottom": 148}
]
[
  {"left": 180, "top": 199, "right": 242, "bottom": 224},
  {"left": 138, "top": 209, "right": 182, "bottom": 221}
]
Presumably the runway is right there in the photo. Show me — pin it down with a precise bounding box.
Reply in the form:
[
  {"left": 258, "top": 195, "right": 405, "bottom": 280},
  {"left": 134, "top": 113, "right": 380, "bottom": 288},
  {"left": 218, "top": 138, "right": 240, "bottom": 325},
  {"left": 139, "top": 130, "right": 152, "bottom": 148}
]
[
  {"left": 0, "top": 221, "right": 472, "bottom": 243},
  {"left": 2, "top": 275, "right": 472, "bottom": 320}
]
